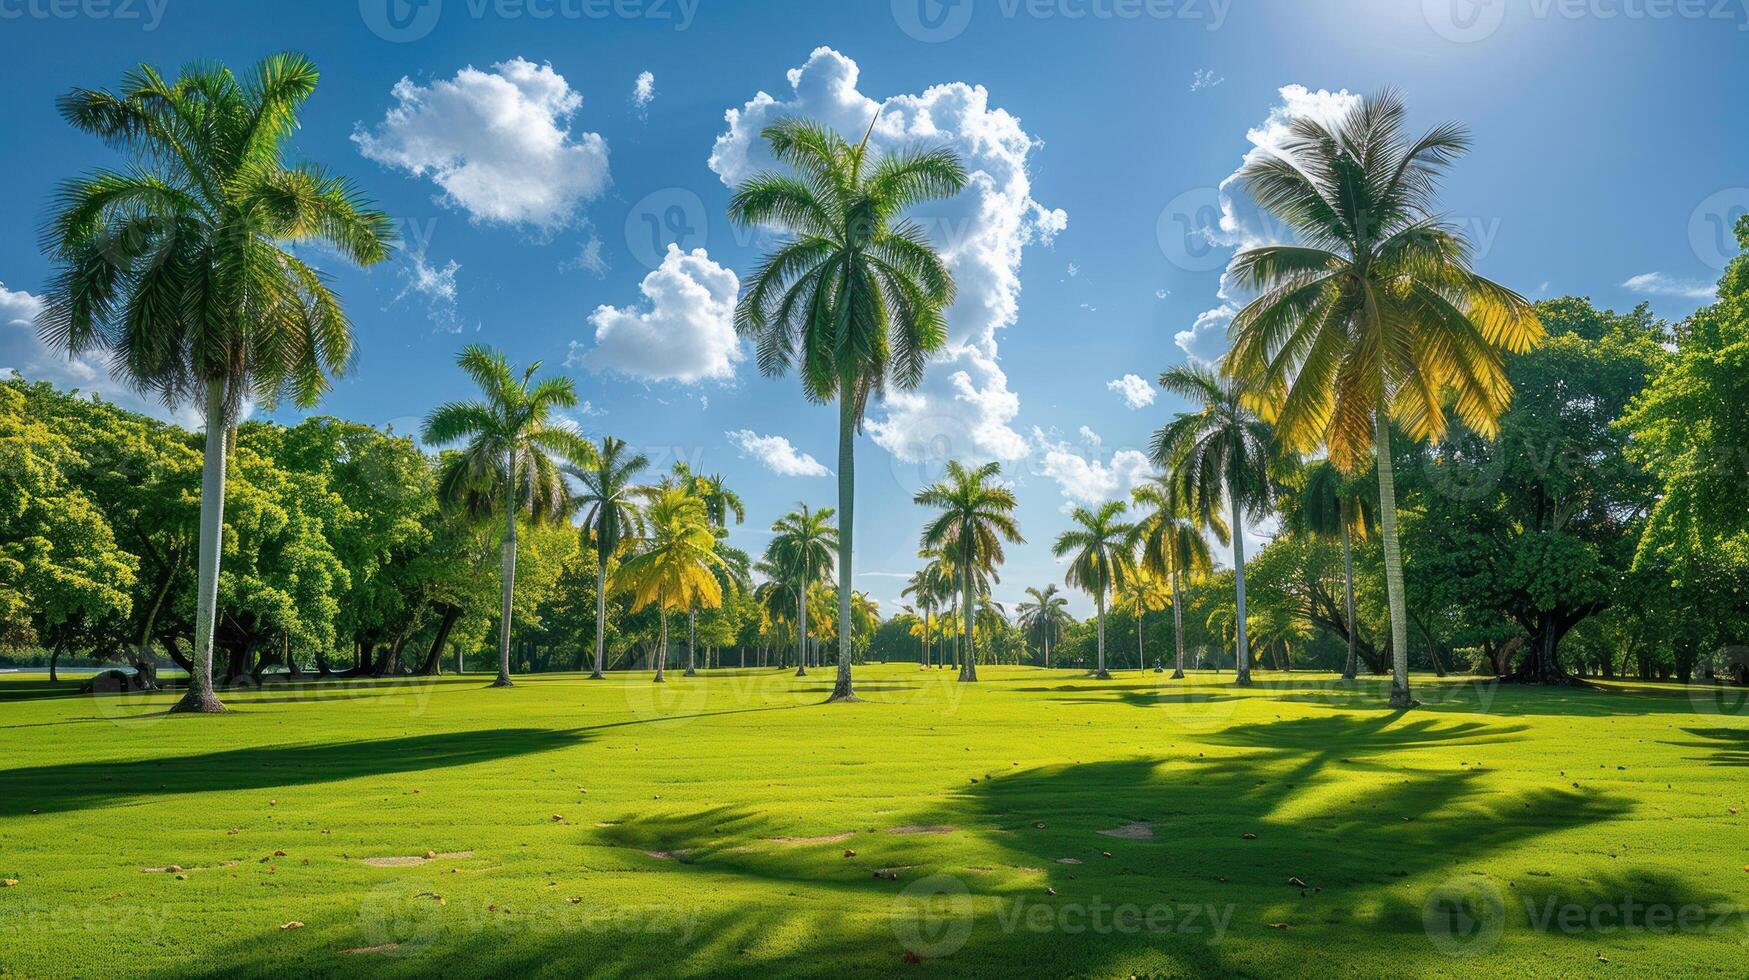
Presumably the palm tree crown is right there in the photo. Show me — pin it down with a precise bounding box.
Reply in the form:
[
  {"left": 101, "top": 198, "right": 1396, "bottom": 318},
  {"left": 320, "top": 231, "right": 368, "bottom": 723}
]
[
  {"left": 916, "top": 461, "right": 1023, "bottom": 682},
  {"left": 615, "top": 484, "right": 726, "bottom": 682},
  {"left": 568, "top": 435, "right": 648, "bottom": 679}
]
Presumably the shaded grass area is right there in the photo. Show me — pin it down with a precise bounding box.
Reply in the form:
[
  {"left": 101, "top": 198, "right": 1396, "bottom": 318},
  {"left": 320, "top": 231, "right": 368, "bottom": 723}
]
[{"left": 0, "top": 666, "right": 1745, "bottom": 978}]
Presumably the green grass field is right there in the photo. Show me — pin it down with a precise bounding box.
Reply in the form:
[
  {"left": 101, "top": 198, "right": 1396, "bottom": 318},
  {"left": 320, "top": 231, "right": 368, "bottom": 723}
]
[{"left": 1, "top": 665, "right": 1745, "bottom": 978}]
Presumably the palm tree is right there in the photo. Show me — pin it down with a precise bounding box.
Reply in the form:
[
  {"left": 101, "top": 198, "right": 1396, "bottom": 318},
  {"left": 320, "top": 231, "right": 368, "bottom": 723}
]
[
  {"left": 423, "top": 345, "right": 596, "bottom": 688},
  {"left": 916, "top": 462, "right": 1024, "bottom": 683},
  {"left": 1221, "top": 90, "right": 1542, "bottom": 707},
  {"left": 1131, "top": 477, "right": 1221, "bottom": 679},
  {"left": 1016, "top": 585, "right": 1070, "bottom": 668},
  {"left": 1289, "top": 460, "right": 1375, "bottom": 681},
  {"left": 1152, "top": 364, "right": 1275, "bottom": 687},
  {"left": 1116, "top": 572, "right": 1171, "bottom": 673},
  {"left": 615, "top": 485, "right": 725, "bottom": 683},
  {"left": 766, "top": 504, "right": 838, "bottom": 677},
  {"left": 37, "top": 54, "right": 396, "bottom": 713},
  {"left": 1052, "top": 501, "right": 1136, "bottom": 680},
  {"left": 729, "top": 116, "right": 968, "bottom": 703},
  {"left": 569, "top": 437, "right": 648, "bottom": 679},
  {"left": 672, "top": 465, "right": 744, "bottom": 676},
  {"left": 753, "top": 568, "right": 797, "bottom": 668}
]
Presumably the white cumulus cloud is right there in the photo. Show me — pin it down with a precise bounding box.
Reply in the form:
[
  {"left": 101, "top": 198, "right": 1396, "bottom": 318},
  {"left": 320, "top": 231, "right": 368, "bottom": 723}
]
[
  {"left": 571, "top": 244, "right": 741, "bottom": 383},
  {"left": 1106, "top": 373, "right": 1156, "bottom": 410},
  {"left": 1181, "top": 85, "right": 1362, "bottom": 365},
  {"left": 354, "top": 58, "right": 610, "bottom": 230},
  {"left": 1031, "top": 426, "right": 1153, "bottom": 509},
  {"left": 708, "top": 47, "right": 1065, "bottom": 465},
  {"left": 726, "top": 429, "right": 829, "bottom": 477}
]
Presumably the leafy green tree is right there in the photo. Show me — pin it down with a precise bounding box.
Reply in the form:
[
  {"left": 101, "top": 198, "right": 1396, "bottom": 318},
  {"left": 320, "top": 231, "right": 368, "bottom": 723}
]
[
  {"left": 37, "top": 53, "right": 396, "bottom": 711},
  {"left": 570, "top": 437, "right": 648, "bottom": 678},
  {"left": 1016, "top": 584, "right": 1071, "bottom": 668},
  {"left": 916, "top": 461, "right": 1024, "bottom": 683},
  {"left": 1115, "top": 571, "right": 1171, "bottom": 673},
  {"left": 1285, "top": 461, "right": 1374, "bottom": 680},
  {"left": 1152, "top": 365, "right": 1275, "bottom": 686},
  {"left": 1052, "top": 501, "right": 1135, "bottom": 680},
  {"left": 729, "top": 116, "right": 967, "bottom": 702},
  {"left": 1220, "top": 91, "right": 1542, "bottom": 705},
  {"left": 423, "top": 345, "right": 596, "bottom": 687}
]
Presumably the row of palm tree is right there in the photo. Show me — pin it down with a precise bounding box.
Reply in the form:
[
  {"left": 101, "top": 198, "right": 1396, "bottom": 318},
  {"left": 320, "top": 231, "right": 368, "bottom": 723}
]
[{"left": 36, "top": 50, "right": 1537, "bottom": 711}]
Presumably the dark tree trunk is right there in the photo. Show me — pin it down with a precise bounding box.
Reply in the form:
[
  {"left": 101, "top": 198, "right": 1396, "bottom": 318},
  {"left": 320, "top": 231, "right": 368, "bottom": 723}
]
[
  {"left": 160, "top": 634, "right": 195, "bottom": 675},
  {"left": 415, "top": 605, "right": 461, "bottom": 676}
]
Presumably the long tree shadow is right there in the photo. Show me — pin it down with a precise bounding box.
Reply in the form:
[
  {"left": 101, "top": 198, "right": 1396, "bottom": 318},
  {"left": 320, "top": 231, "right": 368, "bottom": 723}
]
[
  {"left": 0, "top": 728, "right": 588, "bottom": 817},
  {"left": 1665, "top": 726, "right": 1749, "bottom": 766}
]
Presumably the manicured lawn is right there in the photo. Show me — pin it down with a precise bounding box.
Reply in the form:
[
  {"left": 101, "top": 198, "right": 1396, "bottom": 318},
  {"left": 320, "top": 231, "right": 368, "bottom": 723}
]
[{"left": 1, "top": 665, "right": 1745, "bottom": 977}]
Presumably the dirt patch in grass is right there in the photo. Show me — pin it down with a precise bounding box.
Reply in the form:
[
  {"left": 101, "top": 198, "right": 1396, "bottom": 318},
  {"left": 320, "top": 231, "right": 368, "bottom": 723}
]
[
  {"left": 339, "top": 944, "right": 402, "bottom": 955},
  {"left": 1098, "top": 821, "right": 1155, "bottom": 840},
  {"left": 882, "top": 825, "right": 956, "bottom": 835},
  {"left": 765, "top": 833, "right": 854, "bottom": 844},
  {"left": 357, "top": 851, "right": 473, "bottom": 868}
]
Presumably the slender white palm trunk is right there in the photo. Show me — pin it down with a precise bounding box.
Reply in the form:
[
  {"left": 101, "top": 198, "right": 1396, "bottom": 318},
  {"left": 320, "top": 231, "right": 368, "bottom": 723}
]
[
  {"left": 1230, "top": 493, "right": 1252, "bottom": 686},
  {"left": 1374, "top": 412, "right": 1413, "bottom": 707},
  {"left": 592, "top": 559, "right": 608, "bottom": 679},
  {"left": 172, "top": 378, "right": 230, "bottom": 713},
  {"left": 1171, "top": 569, "right": 1186, "bottom": 679},
  {"left": 1094, "top": 592, "right": 1109, "bottom": 679},
  {"left": 830, "top": 393, "right": 858, "bottom": 701},
  {"left": 795, "top": 566, "right": 808, "bottom": 677},
  {"left": 685, "top": 609, "right": 698, "bottom": 676},
  {"left": 494, "top": 448, "right": 517, "bottom": 688},
  {"left": 1341, "top": 510, "right": 1359, "bottom": 682},
  {"left": 959, "top": 564, "right": 978, "bottom": 682},
  {"left": 653, "top": 603, "right": 667, "bottom": 683}
]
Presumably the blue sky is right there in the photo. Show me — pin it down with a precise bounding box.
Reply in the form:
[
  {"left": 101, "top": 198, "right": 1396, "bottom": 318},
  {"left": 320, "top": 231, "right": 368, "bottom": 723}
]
[{"left": 1, "top": 0, "right": 1743, "bottom": 615}]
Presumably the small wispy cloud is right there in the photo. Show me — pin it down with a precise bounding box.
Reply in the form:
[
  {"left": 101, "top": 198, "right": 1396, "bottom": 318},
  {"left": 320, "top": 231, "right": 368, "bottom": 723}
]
[
  {"left": 725, "top": 429, "right": 829, "bottom": 477},
  {"left": 1621, "top": 272, "right": 1716, "bottom": 301},
  {"left": 394, "top": 251, "right": 465, "bottom": 333},
  {"left": 1066, "top": 261, "right": 1080, "bottom": 278},
  {"left": 632, "top": 70, "right": 656, "bottom": 113},
  {"left": 1190, "top": 69, "right": 1225, "bottom": 93}
]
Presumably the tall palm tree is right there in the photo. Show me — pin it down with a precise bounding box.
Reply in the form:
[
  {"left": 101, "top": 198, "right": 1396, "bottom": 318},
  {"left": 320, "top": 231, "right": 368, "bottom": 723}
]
[
  {"left": 1116, "top": 572, "right": 1171, "bottom": 673},
  {"left": 1152, "top": 364, "right": 1275, "bottom": 687},
  {"left": 671, "top": 465, "right": 744, "bottom": 677},
  {"left": 1016, "top": 585, "right": 1070, "bottom": 668},
  {"left": 916, "top": 462, "right": 1024, "bottom": 683},
  {"left": 1290, "top": 460, "right": 1375, "bottom": 681},
  {"left": 901, "top": 570, "right": 935, "bottom": 668},
  {"left": 730, "top": 116, "right": 968, "bottom": 703},
  {"left": 37, "top": 54, "right": 396, "bottom": 713},
  {"left": 1052, "top": 501, "right": 1136, "bottom": 680},
  {"left": 423, "top": 345, "right": 596, "bottom": 688},
  {"left": 1131, "top": 476, "right": 1222, "bottom": 679},
  {"left": 753, "top": 567, "right": 797, "bottom": 668},
  {"left": 765, "top": 504, "right": 837, "bottom": 677},
  {"left": 1222, "top": 90, "right": 1541, "bottom": 707},
  {"left": 569, "top": 436, "right": 648, "bottom": 679},
  {"left": 615, "top": 485, "right": 725, "bottom": 683}
]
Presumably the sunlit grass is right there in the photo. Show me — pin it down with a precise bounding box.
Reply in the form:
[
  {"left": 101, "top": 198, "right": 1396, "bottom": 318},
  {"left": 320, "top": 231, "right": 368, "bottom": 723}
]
[{"left": 1, "top": 666, "right": 1744, "bottom": 977}]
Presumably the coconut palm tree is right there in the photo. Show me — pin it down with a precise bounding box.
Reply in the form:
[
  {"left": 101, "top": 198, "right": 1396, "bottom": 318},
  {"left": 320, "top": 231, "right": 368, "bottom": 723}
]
[
  {"left": 615, "top": 485, "right": 725, "bottom": 683},
  {"left": 1052, "top": 501, "right": 1137, "bottom": 680},
  {"left": 670, "top": 465, "right": 744, "bottom": 676},
  {"left": 1116, "top": 572, "right": 1172, "bottom": 673},
  {"left": 753, "top": 568, "right": 797, "bottom": 669},
  {"left": 916, "top": 462, "right": 1024, "bottom": 683},
  {"left": 1131, "top": 476, "right": 1222, "bottom": 679},
  {"left": 568, "top": 436, "right": 648, "bottom": 679},
  {"left": 1221, "top": 90, "right": 1542, "bottom": 707},
  {"left": 729, "top": 116, "right": 968, "bottom": 703},
  {"left": 1152, "top": 364, "right": 1275, "bottom": 687},
  {"left": 423, "top": 345, "right": 596, "bottom": 688},
  {"left": 766, "top": 504, "right": 838, "bottom": 677},
  {"left": 1289, "top": 460, "right": 1376, "bottom": 681},
  {"left": 37, "top": 54, "right": 397, "bottom": 712},
  {"left": 1016, "top": 585, "right": 1071, "bottom": 668}
]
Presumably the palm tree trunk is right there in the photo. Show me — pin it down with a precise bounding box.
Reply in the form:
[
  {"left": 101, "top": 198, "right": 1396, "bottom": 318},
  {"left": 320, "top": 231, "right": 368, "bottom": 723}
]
[
  {"left": 1094, "top": 592, "right": 1109, "bottom": 679},
  {"left": 959, "top": 564, "right": 978, "bottom": 683},
  {"left": 1374, "top": 412, "right": 1413, "bottom": 708},
  {"left": 1171, "top": 570, "right": 1186, "bottom": 679},
  {"left": 795, "top": 576, "right": 808, "bottom": 677},
  {"left": 1137, "top": 606, "right": 1146, "bottom": 674},
  {"left": 1340, "top": 509, "right": 1359, "bottom": 682},
  {"left": 653, "top": 606, "right": 667, "bottom": 683},
  {"left": 829, "top": 392, "right": 858, "bottom": 702},
  {"left": 685, "top": 609, "right": 698, "bottom": 677},
  {"left": 1230, "top": 494, "right": 1252, "bottom": 687},
  {"left": 1044, "top": 622, "right": 1051, "bottom": 669},
  {"left": 171, "top": 378, "right": 230, "bottom": 714},
  {"left": 592, "top": 558, "right": 608, "bottom": 679},
  {"left": 491, "top": 447, "right": 518, "bottom": 688}
]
